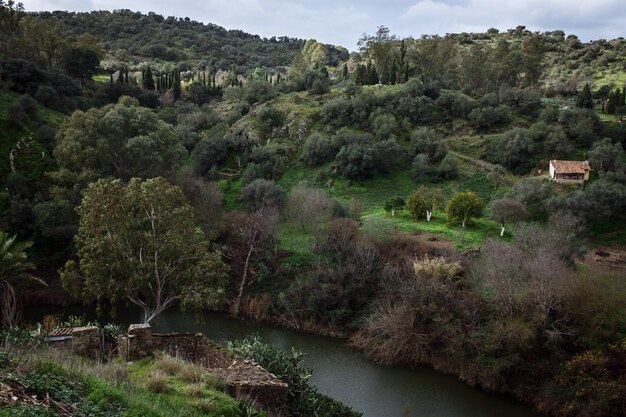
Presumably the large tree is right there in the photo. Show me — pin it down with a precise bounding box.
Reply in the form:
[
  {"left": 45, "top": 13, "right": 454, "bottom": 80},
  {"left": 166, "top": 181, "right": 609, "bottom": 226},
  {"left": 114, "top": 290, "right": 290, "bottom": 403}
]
[
  {"left": 35, "top": 96, "right": 186, "bottom": 241},
  {"left": 62, "top": 177, "right": 227, "bottom": 323}
]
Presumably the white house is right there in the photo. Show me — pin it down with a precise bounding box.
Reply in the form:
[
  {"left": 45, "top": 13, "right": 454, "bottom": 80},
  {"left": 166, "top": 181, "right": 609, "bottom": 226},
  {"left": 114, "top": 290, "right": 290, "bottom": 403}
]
[{"left": 549, "top": 160, "right": 591, "bottom": 183}]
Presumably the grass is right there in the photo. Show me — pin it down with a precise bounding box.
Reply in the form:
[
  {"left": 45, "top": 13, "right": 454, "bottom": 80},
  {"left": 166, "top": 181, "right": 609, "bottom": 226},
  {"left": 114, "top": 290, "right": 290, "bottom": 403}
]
[
  {"left": 363, "top": 209, "right": 501, "bottom": 251},
  {"left": 0, "top": 346, "right": 257, "bottom": 417}
]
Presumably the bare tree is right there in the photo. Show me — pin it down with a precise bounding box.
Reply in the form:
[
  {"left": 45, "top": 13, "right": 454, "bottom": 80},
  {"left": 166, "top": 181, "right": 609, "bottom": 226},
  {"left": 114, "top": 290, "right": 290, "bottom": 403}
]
[
  {"left": 226, "top": 209, "right": 278, "bottom": 317},
  {"left": 489, "top": 197, "right": 529, "bottom": 236},
  {"left": 285, "top": 185, "right": 333, "bottom": 244}
]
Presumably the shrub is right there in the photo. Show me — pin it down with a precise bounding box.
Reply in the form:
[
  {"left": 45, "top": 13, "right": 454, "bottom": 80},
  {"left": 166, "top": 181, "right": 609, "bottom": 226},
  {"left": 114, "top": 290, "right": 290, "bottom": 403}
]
[
  {"left": 409, "top": 127, "right": 447, "bottom": 162},
  {"left": 468, "top": 105, "right": 510, "bottom": 130},
  {"left": 413, "top": 257, "right": 462, "bottom": 280},
  {"left": 228, "top": 336, "right": 361, "bottom": 417},
  {"left": 145, "top": 370, "right": 170, "bottom": 393},
  {"left": 154, "top": 355, "right": 184, "bottom": 375},
  {"left": 238, "top": 179, "right": 286, "bottom": 212},
  {"left": 301, "top": 132, "right": 336, "bottom": 166},
  {"left": 179, "top": 363, "right": 207, "bottom": 384}
]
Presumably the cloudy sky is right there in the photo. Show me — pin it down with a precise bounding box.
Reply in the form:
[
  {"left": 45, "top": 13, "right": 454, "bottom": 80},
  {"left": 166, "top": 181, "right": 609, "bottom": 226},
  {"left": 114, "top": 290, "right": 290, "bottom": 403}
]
[{"left": 24, "top": 0, "right": 626, "bottom": 49}]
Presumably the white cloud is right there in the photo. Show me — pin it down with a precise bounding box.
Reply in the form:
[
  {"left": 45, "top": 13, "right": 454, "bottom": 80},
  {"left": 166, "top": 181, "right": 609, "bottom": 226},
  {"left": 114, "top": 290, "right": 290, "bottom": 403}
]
[{"left": 401, "top": 0, "right": 626, "bottom": 40}]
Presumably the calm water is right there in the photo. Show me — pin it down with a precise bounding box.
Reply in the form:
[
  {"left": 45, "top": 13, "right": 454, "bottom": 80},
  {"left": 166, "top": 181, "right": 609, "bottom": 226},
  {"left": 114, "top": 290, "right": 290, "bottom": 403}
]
[{"left": 28, "top": 306, "right": 541, "bottom": 417}]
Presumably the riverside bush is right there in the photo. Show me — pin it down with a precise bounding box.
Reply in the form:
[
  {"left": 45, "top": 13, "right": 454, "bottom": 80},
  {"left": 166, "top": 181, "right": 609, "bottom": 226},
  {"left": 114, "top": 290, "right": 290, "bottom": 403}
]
[{"left": 228, "top": 336, "right": 361, "bottom": 417}]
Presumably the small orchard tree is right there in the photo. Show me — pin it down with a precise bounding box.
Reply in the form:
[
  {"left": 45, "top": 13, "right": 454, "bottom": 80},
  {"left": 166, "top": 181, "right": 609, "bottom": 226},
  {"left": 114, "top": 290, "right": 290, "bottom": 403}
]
[
  {"left": 407, "top": 187, "right": 444, "bottom": 221},
  {"left": 489, "top": 197, "right": 529, "bottom": 236},
  {"left": 384, "top": 196, "right": 405, "bottom": 217},
  {"left": 424, "top": 188, "right": 445, "bottom": 222},
  {"left": 407, "top": 189, "right": 427, "bottom": 221},
  {"left": 446, "top": 191, "right": 484, "bottom": 227},
  {"left": 61, "top": 177, "right": 227, "bottom": 324}
]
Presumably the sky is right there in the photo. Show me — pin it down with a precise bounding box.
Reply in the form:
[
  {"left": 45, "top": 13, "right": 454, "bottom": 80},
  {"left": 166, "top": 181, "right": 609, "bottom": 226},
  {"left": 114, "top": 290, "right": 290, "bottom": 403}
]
[{"left": 24, "top": 0, "right": 626, "bottom": 50}]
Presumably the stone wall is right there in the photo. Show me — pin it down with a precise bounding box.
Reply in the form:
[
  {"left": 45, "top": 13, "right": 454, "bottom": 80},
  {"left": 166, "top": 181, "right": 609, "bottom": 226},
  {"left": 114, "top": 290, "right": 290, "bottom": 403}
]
[
  {"left": 117, "top": 324, "right": 288, "bottom": 415},
  {"left": 47, "top": 326, "right": 100, "bottom": 359}
]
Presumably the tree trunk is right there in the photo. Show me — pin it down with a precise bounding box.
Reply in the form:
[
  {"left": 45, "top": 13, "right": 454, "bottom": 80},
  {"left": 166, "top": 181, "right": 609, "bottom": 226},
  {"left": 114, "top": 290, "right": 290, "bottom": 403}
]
[
  {"left": 462, "top": 215, "right": 466, "bottom": 228},
  {"left": 426, "top": 210, "right": 432, "bottom": 222},
  {"left": 391, "top": 209, "right": 395, "bottom": 217},
  {"left": 234, "top": 244, "right": 254, "bottom": 317},
  {"left": 500, "top": 224, "right": 505, "bottom": 237}
]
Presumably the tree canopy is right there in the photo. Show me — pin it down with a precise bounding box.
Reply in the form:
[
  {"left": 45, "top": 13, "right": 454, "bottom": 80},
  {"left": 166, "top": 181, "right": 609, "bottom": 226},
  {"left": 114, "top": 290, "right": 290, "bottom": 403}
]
[{"left": 62, "top": 177, "right": 227, "bottom": 323}]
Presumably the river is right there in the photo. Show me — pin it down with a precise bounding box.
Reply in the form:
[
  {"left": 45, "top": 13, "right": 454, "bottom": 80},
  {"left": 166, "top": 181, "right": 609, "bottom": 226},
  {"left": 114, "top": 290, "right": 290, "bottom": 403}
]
[{"left": 28, "top": 306, "right": 541, "bottom": 417}]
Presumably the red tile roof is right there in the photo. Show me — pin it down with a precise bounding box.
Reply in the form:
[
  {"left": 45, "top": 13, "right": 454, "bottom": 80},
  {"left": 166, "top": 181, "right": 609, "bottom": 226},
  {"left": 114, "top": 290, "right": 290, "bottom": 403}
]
[
  {"left": 49, "top": 328, "right": 74, "bottom": 337},
  {"left": 550, "top": 160, "right": 590, "bottom": 174}
]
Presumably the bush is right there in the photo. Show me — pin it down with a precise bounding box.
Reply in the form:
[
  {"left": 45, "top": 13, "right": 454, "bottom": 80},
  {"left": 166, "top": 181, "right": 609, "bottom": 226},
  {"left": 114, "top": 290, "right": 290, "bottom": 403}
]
[
  {"left": 410, "top": 128, "right": 447, "bottom": 162},
  {"left": 468, "top": 105, "right": 510, "bottom": 130},
  {"left": 238, "top": 179, "right": 286, "bottom": 212},
  {"left": 145, "top": 370, "right": 170, "bottom": 393},
  {"left": 301, "top": 132, "right": 336, "bottom": 166},
  {"left": 154, "top": 355, "right": 184, "bottom": 375},
  {"left": 179, "top": 363, "right": 207, "bottom": 384},
  {"left": 191, "top": 130, "right": 230, "bottom": 175},
  {"left": 228, "top": 336, "right": 361, "bottom": 417},
  {"left": 256, "top": 106, "right": 284, "bottom": 137}
]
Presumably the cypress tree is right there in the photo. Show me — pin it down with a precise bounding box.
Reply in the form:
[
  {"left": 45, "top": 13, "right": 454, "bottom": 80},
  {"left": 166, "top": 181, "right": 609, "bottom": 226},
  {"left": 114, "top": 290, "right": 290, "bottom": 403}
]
[
  {"left": 143, "top": 66, "right": 155, "bottom": 90},
  {"left": 172, "top": 69, "right": 181, "bottom": 100},
  {"left": 342, "top": 64, "right": 349, "bottom": 80},
  {"left": 576, "top": 83, "right": 593, "bottom": 109}
]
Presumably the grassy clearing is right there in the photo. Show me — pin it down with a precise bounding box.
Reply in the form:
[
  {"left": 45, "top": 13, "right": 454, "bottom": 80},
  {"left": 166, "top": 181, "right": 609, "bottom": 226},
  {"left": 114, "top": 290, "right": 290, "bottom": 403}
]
[{"left": 363, "top": 209, "right": 501, "bottom": 251}]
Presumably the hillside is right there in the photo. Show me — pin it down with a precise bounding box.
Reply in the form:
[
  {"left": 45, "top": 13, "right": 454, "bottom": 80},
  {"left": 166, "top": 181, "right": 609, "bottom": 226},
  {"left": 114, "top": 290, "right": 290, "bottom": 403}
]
[
  {"left": 33, "top": 10, "right": 349, "bottom": 73},
  {"left": 1, "top": 4, "right": 626, "bottom": 417}
]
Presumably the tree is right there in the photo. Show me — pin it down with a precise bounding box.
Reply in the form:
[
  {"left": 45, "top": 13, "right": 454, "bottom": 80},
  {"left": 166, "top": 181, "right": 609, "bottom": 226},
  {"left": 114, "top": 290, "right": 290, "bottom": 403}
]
[
  {"left": 0, "top": 0, "right": 25, "bottom": 58},
  {"left": 224, "top": 210, "right": 278, "bottom": 317},
  {"left": 588, "top": 138, "right": 625, "bottom": 176},
  {"left": 384, "top": 196, "right": 405, "bottom": 217},
  {"left": 489, "top": 197, "right": 529, "bottom": 236},
  {"left": 407, "top": 189, "right": 426, "bottom": 221},
  {"left": 0, "top": 232, "right": 41, "bottom": 328},
  {"left": 63, "top": 47, "right": 100, "bottom": 84},
  {"left": 142, "top": 66, "right": 155, "bottom": 90},
  {"left": 446, "top": 191, "right": 484, "bottom": 227},
  {"left": 576, "top": 83, "right": 593, "bottom": 109},
  {"left": 407, "top": 187, "right": 444, "bottom": 222},
  {"left": 61, "top": 177, "right": 227, "bottom": 323},
  {"left": 238, "top": 179, "right": 286, "bottom": 212},
  {"left": 53, "top": 96, "right": 186, "bottom": 182}
]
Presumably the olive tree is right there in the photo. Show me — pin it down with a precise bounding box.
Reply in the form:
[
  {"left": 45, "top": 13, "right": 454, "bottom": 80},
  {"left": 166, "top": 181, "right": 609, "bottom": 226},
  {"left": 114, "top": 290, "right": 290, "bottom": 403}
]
[{"left": 61, "top": 177, "right": 227, "bottom": 323}]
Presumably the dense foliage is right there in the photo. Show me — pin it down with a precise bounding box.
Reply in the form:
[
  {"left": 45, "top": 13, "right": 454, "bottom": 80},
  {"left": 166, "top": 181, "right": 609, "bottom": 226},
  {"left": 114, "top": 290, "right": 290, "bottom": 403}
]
[{"left": 1, "top": 4, "right": 625, "bottom": 417}]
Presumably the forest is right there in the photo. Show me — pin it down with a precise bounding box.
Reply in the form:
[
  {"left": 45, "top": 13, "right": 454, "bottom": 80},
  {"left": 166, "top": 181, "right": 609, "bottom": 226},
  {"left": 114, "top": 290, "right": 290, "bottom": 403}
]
[{"left": 0, "top": 1, "right": 625, "bottom": 417}]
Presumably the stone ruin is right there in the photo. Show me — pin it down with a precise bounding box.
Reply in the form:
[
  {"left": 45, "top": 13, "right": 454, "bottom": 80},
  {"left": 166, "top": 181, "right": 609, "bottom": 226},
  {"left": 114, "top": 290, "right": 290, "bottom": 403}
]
[
  {"left": 118, "top": 324, "right": 289, "bottom": 415},
  {"left": 47, "top": 326, "right": 101, "bottom": 359},
  {"left": 48, "top": 323, "right": 289, "bottom": 414}
]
